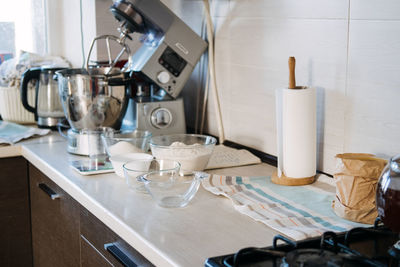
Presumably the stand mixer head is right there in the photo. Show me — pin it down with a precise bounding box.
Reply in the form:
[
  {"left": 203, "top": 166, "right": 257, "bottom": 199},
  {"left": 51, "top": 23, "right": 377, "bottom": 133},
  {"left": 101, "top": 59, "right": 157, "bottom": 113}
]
[
  {"left": 109, "top": 0, "right": 208, "bottom": 99},
  {"left": 85, "top": 0, "right": 208, "bottom": 136}
]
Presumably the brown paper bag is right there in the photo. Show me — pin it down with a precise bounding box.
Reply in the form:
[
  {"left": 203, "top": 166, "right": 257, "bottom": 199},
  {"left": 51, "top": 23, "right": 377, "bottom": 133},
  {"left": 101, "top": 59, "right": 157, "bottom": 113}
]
[{"left": 332, "top": 153, "right": 387, "bottom": 224}]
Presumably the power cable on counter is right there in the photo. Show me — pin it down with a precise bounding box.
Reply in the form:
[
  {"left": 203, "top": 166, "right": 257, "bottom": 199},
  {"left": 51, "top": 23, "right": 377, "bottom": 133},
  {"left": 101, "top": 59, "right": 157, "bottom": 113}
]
[{"left": 79, "top": 0, "right": 86, "bottom": 68}]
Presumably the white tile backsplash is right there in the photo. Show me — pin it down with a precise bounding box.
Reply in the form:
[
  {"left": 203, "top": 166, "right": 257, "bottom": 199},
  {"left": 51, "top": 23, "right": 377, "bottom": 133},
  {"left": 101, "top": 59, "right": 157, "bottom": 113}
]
[
  {"left": 230, "top": 0, "right": 349, "bottom": 19},
  {"left": 175, "top": 0, "right": 399, "bottom": 174},
  {"left": 350, "top": 0, "right": 400, "bottom": 20},
  {"left": 345, "top": 20, "right": 400, "bottom": 158}
]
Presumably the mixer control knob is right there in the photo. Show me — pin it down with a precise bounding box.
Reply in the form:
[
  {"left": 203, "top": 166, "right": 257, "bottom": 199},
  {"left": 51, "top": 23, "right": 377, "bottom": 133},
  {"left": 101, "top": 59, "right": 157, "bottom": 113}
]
[
  {"left": 157, "top": 71, "right": 170, "bottom": 84},
  {"left": 151, "top": 108, "right": 172, "bottom": 129}
]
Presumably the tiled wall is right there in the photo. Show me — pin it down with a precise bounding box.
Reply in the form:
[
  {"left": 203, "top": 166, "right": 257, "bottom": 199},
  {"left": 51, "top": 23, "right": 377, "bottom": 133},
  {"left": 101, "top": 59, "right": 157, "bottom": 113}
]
[
  {"left": 160, "top": 0, "right": 400, "bottom": 174},
  {"left": 90, "top": 0, "right": 399, "bottom": 174}
]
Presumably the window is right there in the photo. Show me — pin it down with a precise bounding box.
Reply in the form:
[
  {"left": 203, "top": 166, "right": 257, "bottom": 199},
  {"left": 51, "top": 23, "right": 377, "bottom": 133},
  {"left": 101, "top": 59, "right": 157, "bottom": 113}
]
[{"left": 0, "top": 0, "right": 47, "bottom": 63}]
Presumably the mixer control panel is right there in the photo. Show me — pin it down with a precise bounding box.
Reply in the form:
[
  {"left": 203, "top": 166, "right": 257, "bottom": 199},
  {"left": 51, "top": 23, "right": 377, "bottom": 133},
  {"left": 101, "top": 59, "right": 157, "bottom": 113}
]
[{"left": 158, "top": 47, "right": 187, "bottom": 77}]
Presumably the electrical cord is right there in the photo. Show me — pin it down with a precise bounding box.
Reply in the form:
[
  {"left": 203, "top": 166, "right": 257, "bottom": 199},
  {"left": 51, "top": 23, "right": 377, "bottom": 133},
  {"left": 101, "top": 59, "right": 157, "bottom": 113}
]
[
  {"left": 195, "top": 15, "right": 207, "bottom": 134},
  {"left": 198, "top": 15, "right": 209, "bottom": 134},
  {"left": 200, "top": 68, "right": 210, "bottom": 134},
  {"left": 202, "top": 0, "right": 225, "bottom": 143},
  {"left": 79, "top": 0, "right": 86, "bottom": 68}
]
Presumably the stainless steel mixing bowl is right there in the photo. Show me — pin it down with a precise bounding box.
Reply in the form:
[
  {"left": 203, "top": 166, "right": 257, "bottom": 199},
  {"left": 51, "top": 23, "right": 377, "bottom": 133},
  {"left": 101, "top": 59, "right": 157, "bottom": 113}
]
[{"left": 55, "top": 68, "right": 129, "bottom": 131}]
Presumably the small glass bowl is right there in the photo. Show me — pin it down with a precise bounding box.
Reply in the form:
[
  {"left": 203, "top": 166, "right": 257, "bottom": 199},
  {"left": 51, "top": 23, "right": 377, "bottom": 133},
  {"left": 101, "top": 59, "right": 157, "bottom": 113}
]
[
  {"left": 110, "top": 153, "right": 153, "bottom": 178},
  {"left": 139, "top": 170, "right": 209, "bottom": 208},
  {"left": 149, "top": 134, "right": 217, "bottom": 173},
  {"left": 101, "top": 130, "right": 152, "bottom": 157},
  {"left": 123, "top": 159, "right": 181, "bottom": 193}
]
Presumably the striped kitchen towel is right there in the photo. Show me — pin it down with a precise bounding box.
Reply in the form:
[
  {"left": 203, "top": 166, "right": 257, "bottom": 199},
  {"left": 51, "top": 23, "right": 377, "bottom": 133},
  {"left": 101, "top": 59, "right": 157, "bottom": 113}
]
[{"left": 202, "top": 174, "right": 367, "bottom": 240}]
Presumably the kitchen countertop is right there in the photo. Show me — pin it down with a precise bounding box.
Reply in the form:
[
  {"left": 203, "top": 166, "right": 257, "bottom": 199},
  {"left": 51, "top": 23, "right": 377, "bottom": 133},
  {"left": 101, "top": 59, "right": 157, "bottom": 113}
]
[{"left": 0, "top": 133, "right": 321, "bottom": 266}]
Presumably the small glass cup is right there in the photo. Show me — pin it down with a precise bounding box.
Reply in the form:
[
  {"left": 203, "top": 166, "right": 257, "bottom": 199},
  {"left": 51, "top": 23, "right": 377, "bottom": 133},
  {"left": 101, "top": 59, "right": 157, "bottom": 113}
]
[
  {"left": 83, "top": 128, "right": 112, "bottom": 170},
  {"left": 123, "top": 159, "right": 181, "bottom": 193}
]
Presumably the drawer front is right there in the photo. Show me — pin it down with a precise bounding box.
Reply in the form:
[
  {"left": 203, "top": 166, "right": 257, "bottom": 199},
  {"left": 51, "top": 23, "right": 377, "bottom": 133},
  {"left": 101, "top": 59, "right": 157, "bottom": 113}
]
[
  {"left": 80, "top": 207, "right": 154, "bottom": 267},
  {"left": 81, "top": 235, "right": 113, "bottom": 267},
  {"left": 29, "top": 164, "right": 80, "bottom": 267}
]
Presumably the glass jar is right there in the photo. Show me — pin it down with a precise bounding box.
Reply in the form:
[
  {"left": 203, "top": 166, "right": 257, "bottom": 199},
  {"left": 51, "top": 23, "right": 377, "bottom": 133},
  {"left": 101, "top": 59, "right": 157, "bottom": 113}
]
[{"left": 376, "top": 154, "right": 400, "bottom": 232}]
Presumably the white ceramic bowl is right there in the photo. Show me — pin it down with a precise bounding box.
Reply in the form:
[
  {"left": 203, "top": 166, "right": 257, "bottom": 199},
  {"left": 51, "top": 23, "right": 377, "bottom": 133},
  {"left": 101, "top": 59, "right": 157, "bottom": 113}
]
[
  {"left": 109, "top": 153, "right": 153, "bottom": 177},
  {"left": 149, "top": 134, "right": 217, "bottom": 173}
]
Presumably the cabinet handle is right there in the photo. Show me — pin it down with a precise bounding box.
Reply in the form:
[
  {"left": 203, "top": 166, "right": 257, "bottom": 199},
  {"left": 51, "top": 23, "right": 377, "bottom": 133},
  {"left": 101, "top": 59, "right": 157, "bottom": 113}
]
[
  {"left": 38, "top": 183, "right": 60, "bottom": 200},
  {"left": 104, "top": 243, "right": 137, "bottom": 267}
]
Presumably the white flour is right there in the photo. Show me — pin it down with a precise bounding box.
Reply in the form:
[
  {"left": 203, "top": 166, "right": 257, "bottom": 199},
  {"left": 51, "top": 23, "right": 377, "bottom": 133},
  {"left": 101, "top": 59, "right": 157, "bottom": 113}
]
[
  {"left": 152, "top": 142, "right": 212, "bottom": 171},
  {"left": 108, "top": 141, "right": 143, "bottom": 156}
]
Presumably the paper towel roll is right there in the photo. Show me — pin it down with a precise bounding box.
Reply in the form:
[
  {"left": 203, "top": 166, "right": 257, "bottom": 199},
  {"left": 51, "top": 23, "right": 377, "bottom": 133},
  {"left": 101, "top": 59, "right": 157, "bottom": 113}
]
[{"left": 276, "top": 87, "right": 316, "bottom": 179}]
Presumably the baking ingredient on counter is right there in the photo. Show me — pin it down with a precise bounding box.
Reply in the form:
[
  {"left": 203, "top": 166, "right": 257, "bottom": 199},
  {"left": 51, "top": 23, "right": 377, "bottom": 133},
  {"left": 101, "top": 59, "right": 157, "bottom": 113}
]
[
  {"left": 376, "top": 153, "right": 400, "bottom": 232},
  {"left": 150, "top": 134, "right": 216, "bottom": 173},
  {"left": 273, "top": 57, "right": 316, "bottom": 186},
  {"left": 332, "top": 153, "right": 387, "bottom": 224},
  {"left": 108, "top": 141, "right": 143, "bottom": 156},
  {"left": 101, "top": 130, "right": 152, "bottom": 157},
  {"left": 109, "top": 153, "right": 153, "bottom": 177},
  {"left": 155, "top": 142, "right": 211, "bottom": 171},
  {"left": 202, "top": 174, "right": 363, "bottom": 240},
  {"left": 0, "top": 120, "right": 50, "bottom": 144}
]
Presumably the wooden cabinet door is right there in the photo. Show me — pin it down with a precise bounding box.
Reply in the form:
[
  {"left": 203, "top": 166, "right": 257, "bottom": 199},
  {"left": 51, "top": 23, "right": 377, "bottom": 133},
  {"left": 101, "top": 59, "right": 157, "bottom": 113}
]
[
  {"left": 29, "top": 164, "right": 80, "bottom": 267},
  {"left": 80, "top": 207, "right": 154, "bottom": 267},
  {"left": 0, "top": 157, "right": 32, "bottom": 267}
]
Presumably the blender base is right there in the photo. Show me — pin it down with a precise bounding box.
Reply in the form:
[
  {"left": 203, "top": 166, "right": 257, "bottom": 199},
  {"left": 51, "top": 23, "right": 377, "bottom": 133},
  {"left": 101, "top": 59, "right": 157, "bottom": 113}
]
[
  {"left": 38, "top": 117, "right": 65, "bottom": 129},
  {"left": 67, "top": 129, "right": 107, "bottom": 156}
]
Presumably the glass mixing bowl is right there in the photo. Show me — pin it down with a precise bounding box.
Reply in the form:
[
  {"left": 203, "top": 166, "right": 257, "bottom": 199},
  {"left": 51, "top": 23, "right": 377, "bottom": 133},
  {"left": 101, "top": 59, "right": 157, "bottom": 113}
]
[
  {"left": 123, "top": 159, "right": 181, "bottom": 193},
  {"left": 101, "top": 130, "right": 152, "bottom": 157},
  {"left": 139, "top": 171, "right": 209, "bottom": 208},
  {"left": 149, "top": 134, "right": 217, "bottom": 173}
]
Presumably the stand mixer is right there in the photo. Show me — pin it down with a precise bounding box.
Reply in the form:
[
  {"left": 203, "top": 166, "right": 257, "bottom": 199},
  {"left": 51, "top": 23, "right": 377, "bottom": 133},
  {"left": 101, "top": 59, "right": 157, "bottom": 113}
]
[
  {"left": 56, "top": 0, "right": 207, "bottom": 155},
  {"left": 108, "top": 0, "right": 208, "bottom": 135}
]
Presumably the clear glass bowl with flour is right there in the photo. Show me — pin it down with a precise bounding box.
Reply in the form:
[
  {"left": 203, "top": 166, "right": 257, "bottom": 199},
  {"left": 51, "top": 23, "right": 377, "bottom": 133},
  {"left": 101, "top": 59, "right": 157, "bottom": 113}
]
[
  {"left": 149, "top": 134, "right": 217, "bottom": 174},
  {"left": 101, "top": 130, "right": 152, "bottom": 157}
]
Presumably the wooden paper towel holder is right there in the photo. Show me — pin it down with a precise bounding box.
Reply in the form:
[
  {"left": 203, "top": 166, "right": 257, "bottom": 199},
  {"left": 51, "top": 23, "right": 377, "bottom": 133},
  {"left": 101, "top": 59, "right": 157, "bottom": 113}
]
[
  {"left": 271, "top": 171, "right": 315, "bottom": 186},
  {"left": 271, "top": 56, "right": 316, "bottom": 186}
]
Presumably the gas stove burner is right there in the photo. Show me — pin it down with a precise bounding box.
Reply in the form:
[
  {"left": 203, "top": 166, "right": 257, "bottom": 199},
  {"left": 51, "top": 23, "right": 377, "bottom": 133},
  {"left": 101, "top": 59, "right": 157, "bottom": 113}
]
[
  {"left": 223, "top": 247, "right": 285, "bottom": 267},
  {"left": 205, "top": 224, "right": 400, "bottom": 267},
  {"left": 281, "top": 249, "right": 343, "bottom": 267},
  {"left": 388, "top": 240, "right": 400, "bottom": 260}
]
